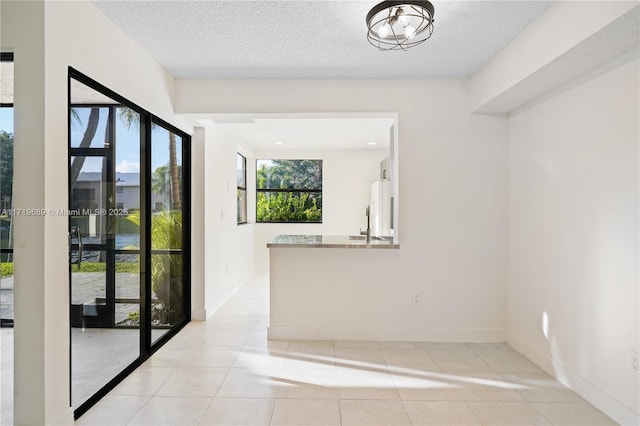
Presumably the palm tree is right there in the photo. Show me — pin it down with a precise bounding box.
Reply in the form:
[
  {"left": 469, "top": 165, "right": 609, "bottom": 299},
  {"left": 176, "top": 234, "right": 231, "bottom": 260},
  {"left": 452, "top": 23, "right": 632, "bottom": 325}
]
[
  {"left": 168, "top": 132, "right": 181, "bottom": 210},
  {"left": 152, "top": 165, "right": 169, "bottom": 196},
  {"left": 69, "top": 107, "right": 100, "bottom": 188},
  {"left": 118, "top": 107, "right": 181, "bottom": 210}
]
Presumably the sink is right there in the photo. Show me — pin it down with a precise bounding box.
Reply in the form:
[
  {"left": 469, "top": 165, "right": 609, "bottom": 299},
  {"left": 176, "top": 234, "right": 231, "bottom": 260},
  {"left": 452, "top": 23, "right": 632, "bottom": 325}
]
[{"left": 347, "top": 235, "right": 393, "bottom": 241}]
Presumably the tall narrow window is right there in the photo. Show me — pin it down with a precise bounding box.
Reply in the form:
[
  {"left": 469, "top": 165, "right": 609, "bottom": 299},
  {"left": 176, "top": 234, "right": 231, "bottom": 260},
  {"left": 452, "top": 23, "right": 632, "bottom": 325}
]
[
  {"left": 1, "top": 53, "right": 14, "bottom": 328},
  {"left": 256, "top": 159, "right": 322, "bottom": 223},
  {"left": 237, "top": 153, "right": 247, "bottom": 224},
  {"left": 0, "top": 51, "right": 14, "bottom": 426},
  {"left": 69, "top": 69, "right": 190, "bottom": 419}
]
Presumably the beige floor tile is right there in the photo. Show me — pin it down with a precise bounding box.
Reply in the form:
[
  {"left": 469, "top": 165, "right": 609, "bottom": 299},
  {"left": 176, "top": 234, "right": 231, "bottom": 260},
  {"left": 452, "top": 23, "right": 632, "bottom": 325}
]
[
  {"left": 475, "top": 350, "right": 543, "bottom": 373},
  {"left": 340, "top": 399, "right": 411, "bottom": 425},
  {"left": 392, "top": 371, "right": 460, "bottom": 401},
  {"left": 334, "top": 348, "right": 387, "bottom": 368},
  {"left": 155, "top": 367, "right": 228, "bottom": 397},
  {"left": 422, "top": 342, "right": 471, "bottom": 350},
  {"left": 216, "top": 368, "right": 281, "bottom": 398},
  {"left": 127, "top": 396, "right": 212, "bottom": 426},
  {"left": 466, "top": 342, "right": 511, "bottom": 352},
  {"left": 202, "top": 330, "right": 251, "bottom": 347},
  {"left": 277, "top": 368, "right": 339, "bottom": 399},
  {"left": 271, "top": 398, "right": 340, "bottom": 425},
  {"left": 244, "top": 330, "right": 289, "bottom": 349},
  {"left": 532, "top": 402, "right": 616, "bottom": 425},
  {"left": 143, "top": 346, "right": 194, "bottom": 367},
  {"left": 233, "top": 346, "right": 287, "bottom": 369},
  {"left": 456, "top": 388, "right": 525, "bottom": 402},
  {"left": 198, "top": 398, "right": 275, "bottom": 426},
  {"left": 337, "top": 366, "right": 401, "bottom": 400},
  {"left": 447, "top": 372, "right": 524, "bottom": 402},
  {"left": 501, "top": 372, "right": 584, "bottom": 403},
  {"left": 383, "top": 348, "right": 440, "bottom": 372},
  {"left": 288, "top": 340, "right": 335, "bottom": 349},
  {"left": 429, "top": 350, "right": 492, "bottom": 372},
  {"left": 467, "top": 401, "right": 551, "bottom": 425},
  {"left": 379, "top": 341, "right": 424, "bottom": 349},
  {"left": 284, "top": 345, "right": 335, "bottom": 370},
  {"left": 208, "top": 314, "right": 260, "bottom": 330},
  {"left": 163, "top": 327, "right": 208, "bottom": 348},
  {"left": 75, "top": 275, "right": 619, "bottom": 426},
  {"left": 75, "top": 395, "right": 149, "bottom": 425},
  {"left": 334, "top": 340, "right": 380, "bottom": 349},
  {"left": 404, "top": 401, "right": 481, "bottom": 425},
  {"left": 110, "top": 366, "right": 175, "bottom": 396},
  {"left": 187, "top": 346, "right": 241, "bottom": 368}
]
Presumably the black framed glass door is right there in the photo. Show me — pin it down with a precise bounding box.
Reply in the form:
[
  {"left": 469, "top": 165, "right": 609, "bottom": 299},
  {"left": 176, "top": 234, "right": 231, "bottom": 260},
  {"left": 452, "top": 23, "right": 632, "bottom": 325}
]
[{"left": 69, "top": 69, "right": 190, "bottom": 419}]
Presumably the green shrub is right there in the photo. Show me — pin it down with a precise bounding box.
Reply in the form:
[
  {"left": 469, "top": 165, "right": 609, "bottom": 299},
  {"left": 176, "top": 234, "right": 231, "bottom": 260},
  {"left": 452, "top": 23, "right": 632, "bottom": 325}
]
[
  {"left": 257, "top": 192, "right": 322, "bottom": 222},
  {"left": 127, "top": 209, "right": 183, "bottom": 324},
  {"left": 77, "top": 262, "right": 139, "bottom": 273},
  {"left": 1, "top": 262, "right": 13, "bottom": 277}
]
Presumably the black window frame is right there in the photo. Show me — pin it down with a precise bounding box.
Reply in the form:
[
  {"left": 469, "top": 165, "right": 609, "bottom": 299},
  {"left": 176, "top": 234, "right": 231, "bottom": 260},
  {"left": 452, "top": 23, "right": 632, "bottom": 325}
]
[
  {"left": 255, "top": 159, "right": 323, "bottom": 224},
  {"left": 237, "top": 153, "right": 247, "bottom": 225},
  {"left": 0, "top": 52, "right": 14, "bottom": 328},
  {"left": 68, "top": 68, "right": 191, "bottom": 420}
]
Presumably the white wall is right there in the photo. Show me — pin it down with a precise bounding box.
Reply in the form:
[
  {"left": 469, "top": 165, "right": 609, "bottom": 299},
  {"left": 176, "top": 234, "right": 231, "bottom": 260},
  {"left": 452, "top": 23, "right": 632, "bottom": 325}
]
[
  {"left": 203, "top": 126, "right": 256, "bottom": 317},
  {"left": 469, "top": 1, "right": 639, "bottom": 113},
  {"left": 507, "top": 53, "right": 639, "bottom": 425},
  {"left": 1, "top": 1, "right": 190, "bottom": 423},
  {"left": 177, "top": 78, "right": 509, "bottom": 341},
  {"left": 253, "top": 148, "right": 388, "bottom": 273}
]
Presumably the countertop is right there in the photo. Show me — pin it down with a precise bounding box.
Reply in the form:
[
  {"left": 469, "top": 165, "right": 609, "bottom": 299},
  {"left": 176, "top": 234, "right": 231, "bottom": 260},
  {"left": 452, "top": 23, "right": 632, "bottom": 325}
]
[{"left": 267, "top": 234, "right": 399, "bottom": 249}]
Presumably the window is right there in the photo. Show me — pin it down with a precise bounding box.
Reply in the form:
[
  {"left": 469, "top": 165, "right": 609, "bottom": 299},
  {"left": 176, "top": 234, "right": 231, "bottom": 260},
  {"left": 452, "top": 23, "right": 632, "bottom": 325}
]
[
  {"left": 237, "top": 153, "right": 247, "bottom": 224},
  {"left": 256, "top": 159, "right": 322, "bottom": 223},
  {"left": 116, "top": 186, "right": 124, "bottom": 193},
  {"left": 1, "top": 52, "right": 14, "bottom": 332}
]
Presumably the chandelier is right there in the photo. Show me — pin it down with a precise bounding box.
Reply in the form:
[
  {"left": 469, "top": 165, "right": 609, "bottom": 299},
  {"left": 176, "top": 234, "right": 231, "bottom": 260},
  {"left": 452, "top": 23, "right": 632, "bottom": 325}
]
[{"left": 366, "top": 1, "right": 435, "bottom": 51}]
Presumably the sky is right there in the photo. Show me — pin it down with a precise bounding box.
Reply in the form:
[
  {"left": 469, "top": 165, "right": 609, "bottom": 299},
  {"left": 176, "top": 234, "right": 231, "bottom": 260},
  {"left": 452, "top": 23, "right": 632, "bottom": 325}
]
[
  {"left": 0, "top": 107, "right": 12, "bottom": 134},
  {"left": 0, "top": 105, "right": 181, "bottom": 176},
  {"left": 70, "top": 107, "right": 182, "bottom": 174}
]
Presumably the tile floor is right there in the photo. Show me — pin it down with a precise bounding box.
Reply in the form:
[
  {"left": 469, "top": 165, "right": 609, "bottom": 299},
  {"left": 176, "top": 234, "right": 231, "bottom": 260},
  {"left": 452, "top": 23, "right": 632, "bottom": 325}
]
[{"left": 76, "top": 274, "right": 616, "bottom": 426}]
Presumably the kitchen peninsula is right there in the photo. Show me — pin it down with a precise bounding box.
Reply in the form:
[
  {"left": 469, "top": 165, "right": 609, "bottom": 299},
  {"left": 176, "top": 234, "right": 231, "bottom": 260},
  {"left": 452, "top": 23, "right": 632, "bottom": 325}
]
[{"left": 267, "top": 234, "right": 401, "bottom": 341}]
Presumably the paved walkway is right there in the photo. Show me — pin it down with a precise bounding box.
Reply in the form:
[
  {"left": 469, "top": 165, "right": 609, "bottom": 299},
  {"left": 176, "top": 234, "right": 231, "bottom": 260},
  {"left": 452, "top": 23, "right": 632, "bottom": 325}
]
[{"left": 1, "top": 272, "right": 143, "bottom": 324}]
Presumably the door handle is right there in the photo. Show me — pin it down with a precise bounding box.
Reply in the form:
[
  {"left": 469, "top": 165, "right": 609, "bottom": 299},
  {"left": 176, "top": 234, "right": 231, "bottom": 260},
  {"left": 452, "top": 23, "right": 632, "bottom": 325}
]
[{"left": 76, "top": 226, "right": 83, "bottom": 270}]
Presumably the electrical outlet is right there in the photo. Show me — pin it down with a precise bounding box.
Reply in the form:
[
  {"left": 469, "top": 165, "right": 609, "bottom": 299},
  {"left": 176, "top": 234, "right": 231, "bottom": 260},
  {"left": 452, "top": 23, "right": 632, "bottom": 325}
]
[
  {"left": 632, "top": 351, "right": 639, "bottom": 374},
  {"left": 411, "top": 292, "right": 421, "bottom": 305}
]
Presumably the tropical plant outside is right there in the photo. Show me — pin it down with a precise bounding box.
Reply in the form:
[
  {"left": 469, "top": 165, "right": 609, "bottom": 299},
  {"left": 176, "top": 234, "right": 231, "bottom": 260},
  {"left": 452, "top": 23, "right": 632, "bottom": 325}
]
[
  {"left": 66, "top": 106, "right": 185, "bottom": 325},
  {"left": 256, "top": 159, "right": 322, "bottom": 223}
]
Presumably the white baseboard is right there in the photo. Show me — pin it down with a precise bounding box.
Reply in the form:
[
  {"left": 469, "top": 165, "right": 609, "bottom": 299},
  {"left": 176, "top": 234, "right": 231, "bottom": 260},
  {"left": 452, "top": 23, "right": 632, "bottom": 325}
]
[
  {"left": 268, "top": 326, "right": 505, "bottom": 342},
  {"left": 507, "top": 332, "right": 640, "bottom": 426},
  {"left": 191, "top": 308, "right": 207, "bottom": 321},
  {"left": 51, "top": 407, "right": 75, "bottom": 425}
]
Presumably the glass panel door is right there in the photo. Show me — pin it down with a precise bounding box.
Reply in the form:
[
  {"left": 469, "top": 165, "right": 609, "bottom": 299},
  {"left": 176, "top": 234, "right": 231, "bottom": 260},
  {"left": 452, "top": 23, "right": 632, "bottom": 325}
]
[
  {"left": 150, "top": 124, "right": 185, "bottom": 343},
  {"left": 69, "top": 69, "right": 190, "bottom": 419},
  {"left": 69, "top": 100, "right": 141, "bottom": 409}
]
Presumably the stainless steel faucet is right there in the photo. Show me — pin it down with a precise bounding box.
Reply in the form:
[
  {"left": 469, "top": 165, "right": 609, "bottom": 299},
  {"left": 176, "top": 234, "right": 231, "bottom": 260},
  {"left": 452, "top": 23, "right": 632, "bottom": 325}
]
[{"left": 365, "top": 205, "right": 371, "bottom": 243}]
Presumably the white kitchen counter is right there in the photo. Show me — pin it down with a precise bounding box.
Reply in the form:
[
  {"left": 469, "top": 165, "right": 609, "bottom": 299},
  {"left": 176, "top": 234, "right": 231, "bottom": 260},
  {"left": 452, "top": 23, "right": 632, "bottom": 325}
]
[
  {"left": 267, "top": 234, "right": 399, "bottom": 249},
  {"left": 267, "top": 234, "right": 405, "bottom": 341}
]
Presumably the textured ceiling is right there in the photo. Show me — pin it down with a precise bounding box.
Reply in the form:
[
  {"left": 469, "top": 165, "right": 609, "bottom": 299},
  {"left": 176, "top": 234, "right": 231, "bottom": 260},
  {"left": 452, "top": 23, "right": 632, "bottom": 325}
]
[{"left": 93, "top": 0, "right": 552, "bottom": 79}]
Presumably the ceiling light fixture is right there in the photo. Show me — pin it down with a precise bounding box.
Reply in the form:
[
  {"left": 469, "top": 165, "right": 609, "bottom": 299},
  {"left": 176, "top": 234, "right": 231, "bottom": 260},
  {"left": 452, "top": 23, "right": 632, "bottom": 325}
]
[{"left": 366, "top": 1, "right": 435, "bottom": 51}]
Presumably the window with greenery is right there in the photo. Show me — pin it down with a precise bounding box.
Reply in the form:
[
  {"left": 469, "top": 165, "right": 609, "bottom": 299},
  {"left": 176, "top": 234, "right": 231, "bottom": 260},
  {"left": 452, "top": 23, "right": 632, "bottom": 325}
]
[
  {"left": 237, "top": 153, "right": 247, "bottom": 224},
  {"left": 256, "top": 159, "right": 322, "bottom": 223}
]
